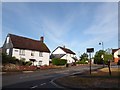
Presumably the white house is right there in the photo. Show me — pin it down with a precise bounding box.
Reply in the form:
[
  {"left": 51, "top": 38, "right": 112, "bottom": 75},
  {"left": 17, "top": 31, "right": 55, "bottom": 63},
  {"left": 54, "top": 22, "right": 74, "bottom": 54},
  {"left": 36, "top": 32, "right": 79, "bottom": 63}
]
[
  {"left": 2, "top": 34, "right": 50, "bottom": 66},
  {"left": 112, "top": 48, "right": 120, "bottom": 63},
  {"left": 51, "top": 46, "right": 77, "bottom": 64}
]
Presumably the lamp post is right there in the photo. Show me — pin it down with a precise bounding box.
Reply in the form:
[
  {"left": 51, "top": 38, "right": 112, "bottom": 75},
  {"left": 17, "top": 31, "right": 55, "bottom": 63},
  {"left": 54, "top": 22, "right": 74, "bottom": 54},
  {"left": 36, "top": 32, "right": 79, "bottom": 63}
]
[
  {"left": 99, "top": 42, "right": 104, "bottom": 67},
  {"left": 99, "top": 42, "right": 104, "bottom": 50}
]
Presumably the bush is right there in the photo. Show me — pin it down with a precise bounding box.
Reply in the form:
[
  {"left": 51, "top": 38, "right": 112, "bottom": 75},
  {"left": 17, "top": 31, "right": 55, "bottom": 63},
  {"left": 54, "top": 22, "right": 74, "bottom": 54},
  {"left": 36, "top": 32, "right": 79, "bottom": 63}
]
[
  {"left": 2, "top": 64, "right": 19, "bottom": 71},
  {"left": 2, "top": 53, "right": 33, "bottom": 66},
  {"left": 25, "top": 61, "right": 32, "bottom": 66},
  {"left": 52, "top": 58, "right": 67, "bottom": 65},
  {"left": 2, "top": 53, "right": 18, "bottom": 64}
]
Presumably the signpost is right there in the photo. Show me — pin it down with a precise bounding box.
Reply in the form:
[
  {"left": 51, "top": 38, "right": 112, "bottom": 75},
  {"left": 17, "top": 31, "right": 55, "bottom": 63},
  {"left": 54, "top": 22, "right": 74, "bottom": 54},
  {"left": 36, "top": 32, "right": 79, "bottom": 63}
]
[
  {"left": 87, "top": 48, "right": 94, "bottom": 75},
  {"left": 108, "top": 59, "right": 111, "bottom": 76},
  {"left": 101, "top": 54, "right": 104, "bottom": 68}
]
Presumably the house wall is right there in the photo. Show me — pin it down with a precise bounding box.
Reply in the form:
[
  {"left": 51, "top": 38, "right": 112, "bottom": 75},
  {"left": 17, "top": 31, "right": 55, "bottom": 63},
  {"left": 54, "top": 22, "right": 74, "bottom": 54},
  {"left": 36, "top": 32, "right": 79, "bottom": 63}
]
[
  {"left": 12, "top": 48, "right": 50, "bottom": 66},
  {"left": 61, "top": 54, "right": 75, "bottom": 63},
  {"left": 52, "top": 48, "right": 66, "bottom": 54},
  {"left": 52, "top": 47, "right": 76, "bottom": 64},
  {"left": 2, "top": 35, "right": 13, "bottom": 55},
  {"left": 113, "top": 49, "right": 120, "bottom": 62}
]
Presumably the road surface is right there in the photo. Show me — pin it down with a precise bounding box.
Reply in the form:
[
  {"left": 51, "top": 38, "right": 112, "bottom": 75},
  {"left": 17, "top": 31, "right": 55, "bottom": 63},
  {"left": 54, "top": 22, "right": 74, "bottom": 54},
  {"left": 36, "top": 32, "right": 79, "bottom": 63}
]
[{"left": 2, "top": 65, "right": 103, "bottom": 89}]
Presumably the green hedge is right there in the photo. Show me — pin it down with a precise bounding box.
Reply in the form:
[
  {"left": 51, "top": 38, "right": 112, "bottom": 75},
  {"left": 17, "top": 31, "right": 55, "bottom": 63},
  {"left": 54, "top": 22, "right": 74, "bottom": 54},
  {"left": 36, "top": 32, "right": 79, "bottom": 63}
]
[
  {"left": 76, "top": 61, "right": 88, "bottom": 64},
  {"left": 52, "top": 58, "right": 67, "bottom": 65}
]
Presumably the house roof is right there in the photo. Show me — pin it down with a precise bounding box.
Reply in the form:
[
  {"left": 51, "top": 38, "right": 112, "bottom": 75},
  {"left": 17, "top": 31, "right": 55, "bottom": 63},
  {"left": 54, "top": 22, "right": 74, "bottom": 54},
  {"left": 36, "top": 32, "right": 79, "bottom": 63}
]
[
  {"left": 8, "top": 34, "right": 50, "bottom": 53},
  {"left": 112, "top": 48, "right": 120, "bottom": 54},
  {"left": 52, "top": 46, "right": 75, "bottom": 55},
  {"left": 59, "top": 46, "right": 75, "bottom": 55},
  {"left": 50, "top": 54, "right": 66, "bottom": 59}
]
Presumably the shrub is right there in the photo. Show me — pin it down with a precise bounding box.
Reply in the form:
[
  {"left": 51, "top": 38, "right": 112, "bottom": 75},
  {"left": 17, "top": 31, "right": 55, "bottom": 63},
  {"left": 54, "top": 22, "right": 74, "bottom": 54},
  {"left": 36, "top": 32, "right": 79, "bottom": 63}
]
[
  {"left": 52, "top": 58, "right": 67, "bottom": 65},
  {"left": 2, "top": 53, "right": 17, "bottom": 64},
  {"left": 2, "top": 64, "right": 19, "bottom": 71},
  {"left": 25, "top": 61, "right": 32, "bottom": 66},
  {"left": 2, "top": 53, "right": 32, "bottom": 66}
]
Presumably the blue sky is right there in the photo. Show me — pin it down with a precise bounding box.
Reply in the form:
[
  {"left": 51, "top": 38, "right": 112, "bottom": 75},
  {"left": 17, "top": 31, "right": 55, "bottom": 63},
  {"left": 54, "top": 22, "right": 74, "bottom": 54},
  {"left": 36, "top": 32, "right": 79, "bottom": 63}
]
[{"left": 2, "top": 2, "right": 118, "bottom": 56}]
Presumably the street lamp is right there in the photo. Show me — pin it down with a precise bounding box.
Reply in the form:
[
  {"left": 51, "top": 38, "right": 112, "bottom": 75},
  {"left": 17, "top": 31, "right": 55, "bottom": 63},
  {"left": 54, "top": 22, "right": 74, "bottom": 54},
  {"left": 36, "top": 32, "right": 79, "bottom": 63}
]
[{"left": 99, "top": 42, "right": 104, "bottom": 50}]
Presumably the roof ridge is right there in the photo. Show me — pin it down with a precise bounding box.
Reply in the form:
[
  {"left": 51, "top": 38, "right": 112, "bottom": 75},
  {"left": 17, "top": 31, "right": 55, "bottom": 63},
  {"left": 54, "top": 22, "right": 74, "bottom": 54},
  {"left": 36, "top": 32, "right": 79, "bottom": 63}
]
[
  {"left": 9, "top": 33, "right": 40, "bottom": 42},
  {"left": 59, "top": 46, "right": 75, "bottom": 55}
]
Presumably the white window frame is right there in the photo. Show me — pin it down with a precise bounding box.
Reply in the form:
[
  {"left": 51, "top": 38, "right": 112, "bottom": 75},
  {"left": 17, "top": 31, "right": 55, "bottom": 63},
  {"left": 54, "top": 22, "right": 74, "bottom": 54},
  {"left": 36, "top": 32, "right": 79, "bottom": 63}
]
[
  {"left": 31, "top": 51, "right": 35, "bottom": 56},
  {"left": 6, "top": 37, "right": 9, "bottom": 43},
  {"left": 6, "top": 49, "right": 9, "bottom": 55},
  {"left": 14, "top": 49, "right": 18, "bottom": 52},
  {"left": 39, "top": 52, "right": 43, "bottom": 57},
  {"left": 19, "top": 49, "right": 25, "bottom": 56},
  {"left": 39, "top": 61, "right": 42, "bottom": 66}
]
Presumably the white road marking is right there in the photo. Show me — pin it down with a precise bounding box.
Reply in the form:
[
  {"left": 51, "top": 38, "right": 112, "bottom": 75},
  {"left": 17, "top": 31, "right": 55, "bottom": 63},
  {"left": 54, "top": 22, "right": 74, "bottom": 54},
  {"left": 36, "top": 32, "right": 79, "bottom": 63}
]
[
  {"left": 31, "top": 85, "right": 38, "bottom": 88},
  {"left": 40, "top": 83, "right": 46, "bottom": 86}
]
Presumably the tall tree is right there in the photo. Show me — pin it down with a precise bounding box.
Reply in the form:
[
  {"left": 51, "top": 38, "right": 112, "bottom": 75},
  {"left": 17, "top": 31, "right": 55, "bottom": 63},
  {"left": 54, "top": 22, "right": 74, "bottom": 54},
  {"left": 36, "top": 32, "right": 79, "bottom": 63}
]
[
  {"left": 94, "top": 50, "right": 113, "bottom": 64},
  {"left": 80, "top": 53, "right": 88, "bottom": 61}
]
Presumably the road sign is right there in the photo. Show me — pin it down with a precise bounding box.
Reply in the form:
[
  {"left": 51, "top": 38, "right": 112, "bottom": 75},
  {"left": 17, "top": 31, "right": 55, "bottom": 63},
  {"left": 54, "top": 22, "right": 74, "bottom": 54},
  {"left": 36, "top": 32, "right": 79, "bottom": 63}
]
[{"left": 87, "top": 48, "right": 94, "bottom": 53}]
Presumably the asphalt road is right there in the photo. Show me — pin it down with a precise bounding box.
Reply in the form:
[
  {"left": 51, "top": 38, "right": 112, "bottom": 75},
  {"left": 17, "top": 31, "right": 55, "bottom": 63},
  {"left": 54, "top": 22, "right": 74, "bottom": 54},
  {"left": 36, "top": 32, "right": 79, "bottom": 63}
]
[{"left": 2, "top": 64, "right": 103, "bottom": 89}]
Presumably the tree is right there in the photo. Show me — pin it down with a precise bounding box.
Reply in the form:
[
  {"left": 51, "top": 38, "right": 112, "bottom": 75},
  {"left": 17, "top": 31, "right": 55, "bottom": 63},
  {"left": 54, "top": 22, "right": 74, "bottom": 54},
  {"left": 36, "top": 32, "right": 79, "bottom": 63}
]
[
  {"left": 94, "top": 50, "right": 113, "bottom": 64},
  {"left": 80, "top": 53, "right": 88, "bottom": 62}
]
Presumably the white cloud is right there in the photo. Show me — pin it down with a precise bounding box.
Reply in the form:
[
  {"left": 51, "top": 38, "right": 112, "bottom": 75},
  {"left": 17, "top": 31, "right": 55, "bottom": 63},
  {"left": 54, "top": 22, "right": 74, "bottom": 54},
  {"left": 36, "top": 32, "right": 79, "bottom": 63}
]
[{"left": 82, "top": 3, "right": 118, "bottom": 46}]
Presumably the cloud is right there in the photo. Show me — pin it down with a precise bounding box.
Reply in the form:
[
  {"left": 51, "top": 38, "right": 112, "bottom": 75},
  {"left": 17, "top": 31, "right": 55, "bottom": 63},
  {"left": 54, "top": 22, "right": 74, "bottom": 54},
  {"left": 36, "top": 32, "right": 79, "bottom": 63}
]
[
  {"left": 2, "top": 2, "right": 118, "bottom": 54},
  {"left": 82, "top": 3, "right": 118, "bottom": 46}
]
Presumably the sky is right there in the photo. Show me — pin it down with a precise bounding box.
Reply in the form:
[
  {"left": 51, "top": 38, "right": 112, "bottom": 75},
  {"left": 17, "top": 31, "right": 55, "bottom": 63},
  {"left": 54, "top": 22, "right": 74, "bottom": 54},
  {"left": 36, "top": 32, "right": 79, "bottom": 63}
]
[{"left": 1, "top": 2, "right": 118, "bottom": 57}]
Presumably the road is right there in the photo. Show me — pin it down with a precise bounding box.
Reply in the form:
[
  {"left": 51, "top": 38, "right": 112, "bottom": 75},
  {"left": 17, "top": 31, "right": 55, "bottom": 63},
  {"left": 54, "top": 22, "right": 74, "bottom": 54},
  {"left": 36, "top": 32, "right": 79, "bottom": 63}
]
[{"left": 2, "top": 65, "right": 103, "bottom": 89}]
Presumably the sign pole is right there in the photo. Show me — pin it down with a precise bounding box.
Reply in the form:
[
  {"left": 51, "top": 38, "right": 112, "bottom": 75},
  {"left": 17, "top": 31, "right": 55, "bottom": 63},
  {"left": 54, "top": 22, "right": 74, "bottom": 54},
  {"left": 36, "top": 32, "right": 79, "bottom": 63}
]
[
  {"left": 89, "top": 53, "right": 91, "bottom": 74},
  {"left": 87, "top": 48, "right": 94, "bottom": 75}
]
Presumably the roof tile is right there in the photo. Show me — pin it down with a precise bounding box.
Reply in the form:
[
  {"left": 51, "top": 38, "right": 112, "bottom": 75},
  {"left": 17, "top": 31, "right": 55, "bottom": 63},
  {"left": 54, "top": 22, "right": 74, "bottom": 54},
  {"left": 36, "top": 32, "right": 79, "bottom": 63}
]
[{"left": 9, "top": 34, "right": 50, "bottom": 53}]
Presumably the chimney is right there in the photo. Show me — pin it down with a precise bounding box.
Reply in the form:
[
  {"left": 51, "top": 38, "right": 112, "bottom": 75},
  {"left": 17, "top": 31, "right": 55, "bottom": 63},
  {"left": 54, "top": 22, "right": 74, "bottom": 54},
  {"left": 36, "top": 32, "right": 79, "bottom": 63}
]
[
  {"left": 63, "top": 45, "right": 65, "bottom": 48},
  {"left": 40, "top": 36, "right": 44, "bottom": 42}
]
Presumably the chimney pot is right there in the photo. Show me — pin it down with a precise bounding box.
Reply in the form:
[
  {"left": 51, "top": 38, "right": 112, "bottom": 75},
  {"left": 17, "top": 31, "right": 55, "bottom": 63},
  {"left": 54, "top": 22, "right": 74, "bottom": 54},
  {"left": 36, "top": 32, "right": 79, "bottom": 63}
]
[
  {"left": 63, "top": 45, "right": 65, "bottom": 48},
  {"left": 40, "top": 36, "right": 44, "bottom": 42}
]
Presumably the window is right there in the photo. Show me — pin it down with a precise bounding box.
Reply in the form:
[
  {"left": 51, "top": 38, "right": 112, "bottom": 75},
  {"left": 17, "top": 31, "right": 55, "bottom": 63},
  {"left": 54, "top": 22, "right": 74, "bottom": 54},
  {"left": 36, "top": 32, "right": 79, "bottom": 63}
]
[
  {"left": 39, "top": 61, "right": 42, "bottom": 66},
  {"left": 31, "top": 51, "right": 34, "bottom": 56},
  {"left": 15, "top": 50, "right": 18, "bottom": 52},
  {"left": 6, "top": 37, "right": 9, "bottom": 43},
  {"left": 19, "top": 49, "right": 25, "bottom": 55},
  {"left": 6, "top": 49, "right": 9, "bottom": 55},
  {"left": 39, "top": 52, "right": 43, "bottom": 57}
]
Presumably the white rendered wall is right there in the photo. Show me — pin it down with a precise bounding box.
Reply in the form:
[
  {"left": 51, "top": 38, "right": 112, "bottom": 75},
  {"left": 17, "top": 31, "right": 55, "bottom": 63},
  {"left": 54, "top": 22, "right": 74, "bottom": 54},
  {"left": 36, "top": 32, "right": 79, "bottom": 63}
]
[
  {"left": 52, "top": 48, "right": 66, "bottom": 54},
  {"left": 12, "top": 48, "right": 50, "bottom": 66},
  {"left": 61, "top": 54, "right": 75, "bottom": 63},
  {"left": 114, "top": 49, "right": 120, "bottom": 58}
]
